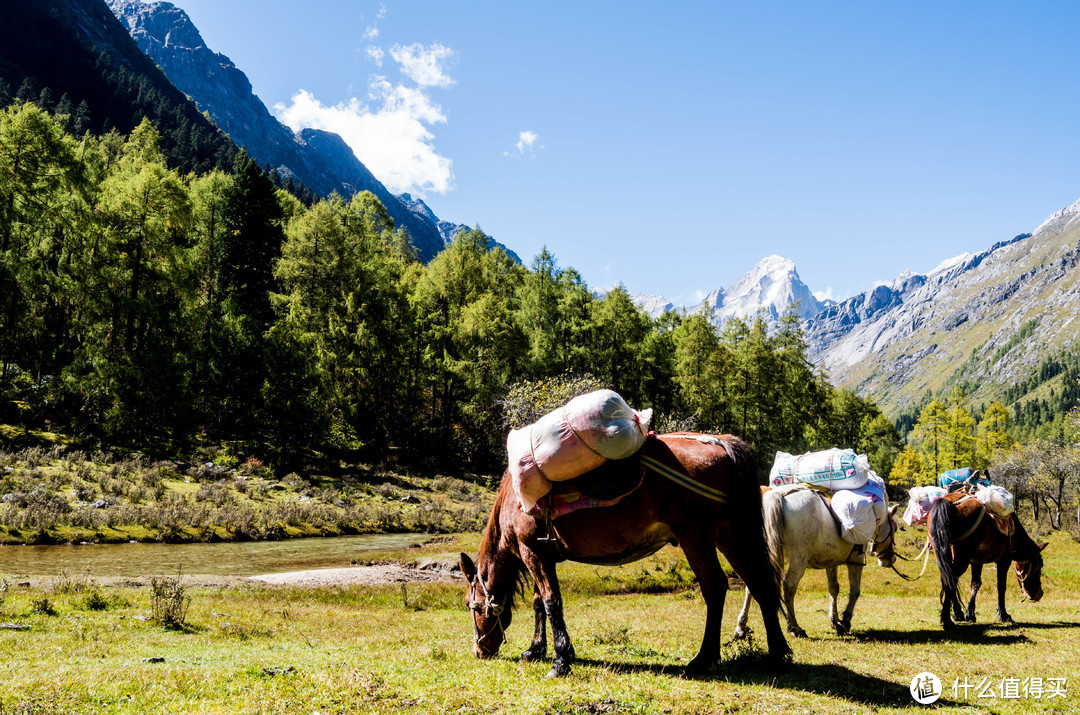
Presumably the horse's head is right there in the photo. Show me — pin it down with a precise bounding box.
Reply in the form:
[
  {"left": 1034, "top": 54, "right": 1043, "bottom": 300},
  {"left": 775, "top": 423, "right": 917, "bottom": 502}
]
[
  {"left": 870, "top": 504, "right": 900, "bottom": 567},
  {"left": 1014, "top": 541, "right": 1048, "bottom": 602},
  {"left": 460, "top": 552, "right": 512, "bottom": 658}
]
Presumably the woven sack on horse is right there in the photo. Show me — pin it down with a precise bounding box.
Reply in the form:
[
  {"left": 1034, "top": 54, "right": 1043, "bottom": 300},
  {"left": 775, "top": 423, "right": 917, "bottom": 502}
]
[
  {"left": 938, "top": 467, "right": 991, "bottom": 490},
  {"left": 506, "top": 389, "right": 653, "bottom": 513},
  {"left": 902, "top": 485, "right": 948, "bottom": 526},
  {"left": 973, "top": 484, "right": 1015, "bottom": 517},
  {"left": 769, "top": 448, "right": 870, "bottom": 490},
  {"left": 830, "top": 472, "right": 888, "bottom": 544}
]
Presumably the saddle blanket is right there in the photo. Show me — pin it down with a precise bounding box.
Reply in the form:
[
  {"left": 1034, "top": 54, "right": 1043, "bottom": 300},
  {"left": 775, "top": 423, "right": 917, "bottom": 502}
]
[{"left": 528, "top": 470, "right": 645, "bottom": 520}]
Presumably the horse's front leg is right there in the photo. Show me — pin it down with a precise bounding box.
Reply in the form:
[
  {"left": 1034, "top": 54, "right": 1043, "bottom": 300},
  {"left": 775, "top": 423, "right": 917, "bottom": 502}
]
[
  {"left": 839, "top": 562, "right": 862, "bottom": 635},
  {"left": 677, "top": 529, "right": 729, "bottom": 676},
  {"left": 963, "top": 564, "right": 982, "bottom": 622},
  {"left": 520, "top": 547, "right": 575, "bottom": 678},
  {"left": 995, "top": 557, "right": 1013, "bottom": 623},
  {"left": 520, "top": 585, "right": 547, "bottom": 662}
]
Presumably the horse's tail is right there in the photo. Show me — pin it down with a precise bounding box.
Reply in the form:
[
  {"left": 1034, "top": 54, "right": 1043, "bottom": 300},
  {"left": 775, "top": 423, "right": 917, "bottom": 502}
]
[
  {"left": 761, "top": 488, "right": 786, "bottom": 578},
  {"left": 929, "top": 497, "right": 959, "bottom": 604}
]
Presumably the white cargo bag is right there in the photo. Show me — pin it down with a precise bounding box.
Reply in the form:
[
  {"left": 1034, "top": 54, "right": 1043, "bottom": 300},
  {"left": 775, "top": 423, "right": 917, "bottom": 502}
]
[
  {"left": 903, "top": 485, "right": 947, "bottom": 527},
  {"left": 507, "top": 389, "right": 652, "bottom": 512},
  {"left": 974, "top": 484, "right": 1015, "bottom": 517},
  {"left": 770, "top": 448, "right": 870, "bottom": 491},
  {"left": 831, "top": 472, "right": 887, "bottom": 544}
]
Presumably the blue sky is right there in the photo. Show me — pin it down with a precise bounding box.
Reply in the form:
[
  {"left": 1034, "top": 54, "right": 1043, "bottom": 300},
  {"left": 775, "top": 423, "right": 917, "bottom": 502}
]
[{"left": 164, "top": 0, "right": 1080, "bottom": 306}]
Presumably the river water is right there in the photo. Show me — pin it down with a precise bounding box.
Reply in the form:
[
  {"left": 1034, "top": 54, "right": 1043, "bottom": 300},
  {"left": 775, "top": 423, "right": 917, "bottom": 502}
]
[{"left": 0, "top": 533, "right": 428, "bottom": 578}]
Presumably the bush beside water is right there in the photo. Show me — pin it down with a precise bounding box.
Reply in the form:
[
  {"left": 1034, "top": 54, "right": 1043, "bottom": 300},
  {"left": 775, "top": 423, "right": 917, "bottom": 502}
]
[{"left": 0, "top": 442, "right": 492, "bottom": 544}]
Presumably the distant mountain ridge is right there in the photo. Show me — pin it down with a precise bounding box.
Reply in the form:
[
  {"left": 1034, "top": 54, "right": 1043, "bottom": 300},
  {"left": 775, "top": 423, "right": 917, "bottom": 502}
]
[
  {"left": 106, "top": 0, "right": 450, "bottom": 261},
  {"left": 633, "top": 199, "right": 1080, "bottom": 425},
  {"left": 804, "top": 199, "right": 1080, "bottom": 416}
]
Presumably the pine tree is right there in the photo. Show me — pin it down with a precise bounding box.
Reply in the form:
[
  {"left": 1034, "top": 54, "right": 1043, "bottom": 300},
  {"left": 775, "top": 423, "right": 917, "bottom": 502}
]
[{"left": 914, "top": 398, "right": 949, "bottom": 477}]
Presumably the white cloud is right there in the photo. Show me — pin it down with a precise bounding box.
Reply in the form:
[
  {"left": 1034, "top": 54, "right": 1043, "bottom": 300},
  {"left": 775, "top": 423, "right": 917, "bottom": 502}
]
[
  {"left": 363, "top": 3, "right": 387, "bottom": 41},
  {"left": 278, "top": 21, "right": 457, "bottom": 197},
  {"left": 389, "top": 43, "right": 456, "bottom": 88},
  {"left": 274, "top": 84, "right": 454, "bottom": 196},
  {"left": 505, "top": 130, "right": 543, "bottom": 158}
]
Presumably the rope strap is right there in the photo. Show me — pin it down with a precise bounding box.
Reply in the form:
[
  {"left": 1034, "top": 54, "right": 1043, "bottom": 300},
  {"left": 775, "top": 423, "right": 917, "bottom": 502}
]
[
  {"left": 640, "top": 454, "right": 726, "bottom": 503},
  {"left": 956, "top": 503, "right": 985, "bottom": 541}
]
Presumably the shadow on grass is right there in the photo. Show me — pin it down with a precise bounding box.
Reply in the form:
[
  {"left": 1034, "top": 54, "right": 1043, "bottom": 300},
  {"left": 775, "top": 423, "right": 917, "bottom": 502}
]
[
  {"left": 570, "top": 653, "right": 945, "bottom": 708},
  {"left": 856, "top": 619, "right": 1080, "bottom": 645}
]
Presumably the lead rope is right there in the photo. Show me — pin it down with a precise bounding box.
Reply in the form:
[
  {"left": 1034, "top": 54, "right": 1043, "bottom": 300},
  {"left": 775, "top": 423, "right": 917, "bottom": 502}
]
[{"left": 889, "top": 536, "right": 933, "bottom": 582}]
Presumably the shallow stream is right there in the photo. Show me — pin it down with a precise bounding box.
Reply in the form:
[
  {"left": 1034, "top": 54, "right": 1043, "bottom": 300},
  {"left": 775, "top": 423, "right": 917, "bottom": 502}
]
[{"left": 0, "top": 533, "right": 427, "bottom": 578}]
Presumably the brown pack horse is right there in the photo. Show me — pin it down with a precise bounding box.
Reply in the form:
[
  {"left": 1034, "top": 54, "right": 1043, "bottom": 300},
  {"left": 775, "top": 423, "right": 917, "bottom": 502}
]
[
  {"left": 460, "top": 433, "right": 791, "bottom": 678},
  {"left": 928, "top": 490, "right": 1047, "bottom": 631}
]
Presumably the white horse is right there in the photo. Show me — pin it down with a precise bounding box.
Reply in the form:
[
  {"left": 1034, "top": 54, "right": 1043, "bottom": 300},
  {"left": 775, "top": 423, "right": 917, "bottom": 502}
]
[{"left": 734, "top": 485, "right": 900, "bottom": 638}]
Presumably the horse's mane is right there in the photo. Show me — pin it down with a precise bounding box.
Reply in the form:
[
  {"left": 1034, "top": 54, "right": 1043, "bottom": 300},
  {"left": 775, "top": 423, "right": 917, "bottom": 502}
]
[
  {"left": 476, "top": 474, "right": 530, "bottom": 606},
  {"left": 1010, "top": 511, "right": 1043, "bottom": 557}
]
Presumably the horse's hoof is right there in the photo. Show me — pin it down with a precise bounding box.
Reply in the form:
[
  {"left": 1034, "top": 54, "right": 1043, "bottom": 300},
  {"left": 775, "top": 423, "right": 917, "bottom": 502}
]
[
  {"left": 684, "top": 657, "right": 713, "bottom": 679},
  {"left": 789, "top": 627, "right": 808, "bottom": 638},
  {"left": 520, "top": 648, "right": 545, "bottom": 663},
  {"left": 999, "top": 612, "right": 1013, "bottom": 624},
  {"left": 766, "top": 651, "right": 793, "bottom": 671},
  {"left": 732, "top": 625, "right": 751, "bottom": 640},
  {"left": 545, "top": 660, "right": 572, "bottom": 678},
  {"left": 834, "top": 623, "right": 850, "bottom": 636},
  {"left": 941, "top": 620, "right": 955, "bottom": 632}
]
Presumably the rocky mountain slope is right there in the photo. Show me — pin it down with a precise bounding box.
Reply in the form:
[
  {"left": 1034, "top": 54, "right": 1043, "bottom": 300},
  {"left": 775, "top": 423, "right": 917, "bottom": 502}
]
[
  {"left": 106, "top": 0, "right": 446, "bottom": 261},
  {"left": 805, "top": 201, "right": 1080, "bottom": 415}
]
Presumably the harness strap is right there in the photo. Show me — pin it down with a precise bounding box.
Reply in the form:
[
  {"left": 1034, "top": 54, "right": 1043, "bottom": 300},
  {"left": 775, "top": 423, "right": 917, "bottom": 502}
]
[
  {"left": 640, "top": 454, "right": 726, "bottom": 503},
  {"left": 955, "top": 502, "right": 986, "bottom": 541}
]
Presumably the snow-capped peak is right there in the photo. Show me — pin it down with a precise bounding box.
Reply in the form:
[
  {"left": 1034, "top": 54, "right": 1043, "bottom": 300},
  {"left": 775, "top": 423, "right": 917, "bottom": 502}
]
[{"left": 714, "top": 255, "right": 823, "bottom": 324}]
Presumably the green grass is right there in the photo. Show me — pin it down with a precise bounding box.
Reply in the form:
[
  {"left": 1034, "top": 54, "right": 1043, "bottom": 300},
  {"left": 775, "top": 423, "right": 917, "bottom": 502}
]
[{"left": 1, "top": 528, "right": 1078, "bottom": 713}]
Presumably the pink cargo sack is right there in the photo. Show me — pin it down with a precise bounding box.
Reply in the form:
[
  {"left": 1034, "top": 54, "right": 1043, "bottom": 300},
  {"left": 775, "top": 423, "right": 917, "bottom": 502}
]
[{"left": 507, "top": 389, "right": 653, "bottom": 513}]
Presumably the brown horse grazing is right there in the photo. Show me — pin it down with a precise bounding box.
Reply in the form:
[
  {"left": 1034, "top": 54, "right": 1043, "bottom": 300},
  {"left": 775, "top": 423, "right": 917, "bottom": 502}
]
[
  {"left": 928, "top": 490, "right": 1047, "bottom": 631},
  {"left": 460, "top": 432, "right": 791, "bottom": 679}
]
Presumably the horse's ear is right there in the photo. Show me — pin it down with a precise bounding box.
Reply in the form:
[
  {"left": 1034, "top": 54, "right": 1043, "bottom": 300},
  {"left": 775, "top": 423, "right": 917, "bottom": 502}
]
[
  {"left": 1039, "top": 542, "right": 1049, "bottom": 552},
  {"left": 460, "top": 553, "right": 477, "bottom": 582},
  {"left": 889, "top": 504, "right": 899, "bottom": 516}
]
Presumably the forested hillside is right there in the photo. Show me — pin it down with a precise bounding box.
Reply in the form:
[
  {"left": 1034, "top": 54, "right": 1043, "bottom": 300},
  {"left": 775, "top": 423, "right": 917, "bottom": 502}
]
[
  {"left": 0, "top": 101, "right": 900, "bottom": 478},
  {"left": 0, "top": 0, "right": 237, "bottom": 176}
]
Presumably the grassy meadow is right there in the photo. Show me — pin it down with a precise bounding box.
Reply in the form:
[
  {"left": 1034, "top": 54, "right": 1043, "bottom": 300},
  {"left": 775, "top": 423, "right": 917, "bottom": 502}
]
[{"left": 1, "top": 524, "right": 1078, "bottom": 714}]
